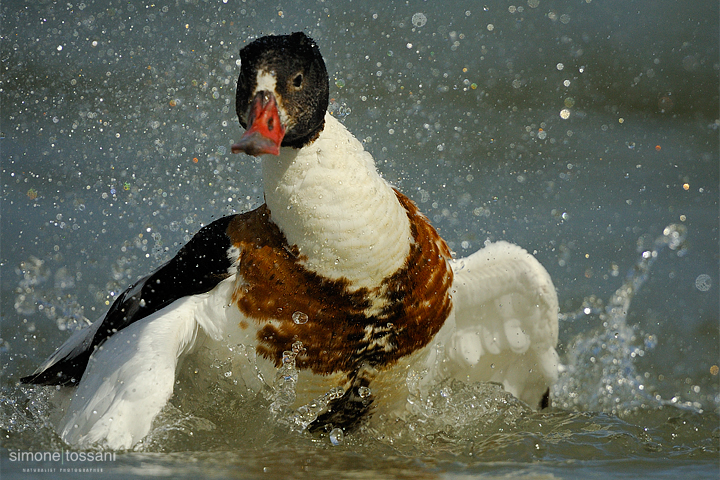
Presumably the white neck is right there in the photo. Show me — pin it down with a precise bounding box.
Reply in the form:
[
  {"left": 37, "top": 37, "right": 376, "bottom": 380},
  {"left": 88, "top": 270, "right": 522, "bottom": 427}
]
[{"left": 262, "top": 113, "right": 411, "bottom": 289}]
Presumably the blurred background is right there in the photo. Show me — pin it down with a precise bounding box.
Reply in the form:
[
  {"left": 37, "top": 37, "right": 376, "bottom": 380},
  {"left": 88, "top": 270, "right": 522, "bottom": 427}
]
[{"left": 1, "top": 0, "right": 717, "bottom": 477}]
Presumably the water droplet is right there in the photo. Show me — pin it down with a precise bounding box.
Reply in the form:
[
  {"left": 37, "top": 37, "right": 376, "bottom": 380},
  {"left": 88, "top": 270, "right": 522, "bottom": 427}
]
[
  {"left": 329, "top": 427, "right": 344, "bottom": 446},
  {"left": 411, "top": 12, "right": 427, "bottom": 28},
  {"left": 358, "top": 386, "right": 371, "bottom": 398},
  {"left": 291, "top": 340, "right": 304, "bottom": 354},
  {"left": 695, "top": 274, "right": 712, "bottom": 292},
  {"left": 328, "top": 387, "right": 344, "bottom": 400},
  {"left": 292, "top": 311, "right": 309, "bottom": 324}
]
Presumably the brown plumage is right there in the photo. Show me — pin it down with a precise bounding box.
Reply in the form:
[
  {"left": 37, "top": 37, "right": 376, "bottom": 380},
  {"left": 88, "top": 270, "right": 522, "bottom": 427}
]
[{"left": 229, "top": 190, "right": 453, "bottom": 379}]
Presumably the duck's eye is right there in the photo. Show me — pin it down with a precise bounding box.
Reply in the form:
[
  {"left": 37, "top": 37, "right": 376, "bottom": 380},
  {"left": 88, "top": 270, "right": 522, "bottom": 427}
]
[{"left": 292, "top": 73, "right": 303, "bottom": 88}]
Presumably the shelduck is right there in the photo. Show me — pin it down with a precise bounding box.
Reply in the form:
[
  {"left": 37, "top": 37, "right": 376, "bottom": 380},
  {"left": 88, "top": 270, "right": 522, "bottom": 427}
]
[{"left": 22, "top": 32, "right": 559, "bottom": 449}]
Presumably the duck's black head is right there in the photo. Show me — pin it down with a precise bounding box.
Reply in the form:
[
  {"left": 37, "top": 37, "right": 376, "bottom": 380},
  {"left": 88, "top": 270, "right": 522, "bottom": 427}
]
[{"left": 232, "top": 32, "right": 329, "bottom": 156}]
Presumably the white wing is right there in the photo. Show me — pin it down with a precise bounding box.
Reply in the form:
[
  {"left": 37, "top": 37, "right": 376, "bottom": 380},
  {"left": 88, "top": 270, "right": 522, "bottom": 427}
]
[
  {"left": 58, "top": 277, "right": 242, "bottom": 449},
  {"left": 444, "top": 241, "right": 559, "bottom": 407}
]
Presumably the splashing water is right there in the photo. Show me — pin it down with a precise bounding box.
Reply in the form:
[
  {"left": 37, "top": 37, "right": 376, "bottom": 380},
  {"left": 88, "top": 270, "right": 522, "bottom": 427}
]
[
  {"left": 267, "top": 340, "right": 347, "bottom": 434},
  {"left": 405, "top": 376, "right": 531, "bottom": 434},
  {"left": 7, "top": 223, "right": 700, "bottom": 453},
  {"left": 553, "top": 224, "right": 691, "bottom": 415},
  {"left": 268, "top": 341, "right": 303, "bottom": 418}
]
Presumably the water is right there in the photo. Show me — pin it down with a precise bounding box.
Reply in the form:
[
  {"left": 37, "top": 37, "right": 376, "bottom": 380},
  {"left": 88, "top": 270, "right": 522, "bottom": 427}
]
[{"left": 1, "top": 0, "right": 718, "bottom": 478}]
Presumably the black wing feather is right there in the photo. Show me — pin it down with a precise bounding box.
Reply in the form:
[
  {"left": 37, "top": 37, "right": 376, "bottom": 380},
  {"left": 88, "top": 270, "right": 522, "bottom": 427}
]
[{"left": 21, "top": 215, "right": 237, "bottom": 386}]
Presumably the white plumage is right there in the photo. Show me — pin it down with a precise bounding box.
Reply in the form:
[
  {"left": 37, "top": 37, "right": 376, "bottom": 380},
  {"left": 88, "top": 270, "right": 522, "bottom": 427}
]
[
  {"left": 447, "top": 242, "right": 559, "bottom": 405},
  {"left": 263, "top": 113, "right": 412, "bottom": 289}
]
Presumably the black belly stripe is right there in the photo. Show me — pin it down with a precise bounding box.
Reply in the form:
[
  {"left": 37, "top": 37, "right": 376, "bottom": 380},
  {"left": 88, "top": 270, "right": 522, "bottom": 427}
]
[{"left": 308, "top": 368, "right": 375, "bottom": 433}]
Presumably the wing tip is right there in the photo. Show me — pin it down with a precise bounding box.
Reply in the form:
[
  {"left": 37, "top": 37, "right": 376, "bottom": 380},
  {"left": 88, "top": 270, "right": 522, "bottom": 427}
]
[
  {"left": 20, "top": 350, "right": 90, "bottom": 386},
  {"left": 20, "top": 368, "right": 81, "bottom": 386}
]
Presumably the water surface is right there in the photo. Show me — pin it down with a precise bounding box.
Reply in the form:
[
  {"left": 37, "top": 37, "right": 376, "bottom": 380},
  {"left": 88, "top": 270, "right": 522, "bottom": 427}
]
[{"left": 1, "top": 0, "right": 718, "bottom": 478}]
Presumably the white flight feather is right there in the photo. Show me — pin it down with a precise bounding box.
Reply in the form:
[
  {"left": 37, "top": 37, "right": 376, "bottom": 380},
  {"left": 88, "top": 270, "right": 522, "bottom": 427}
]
[
  {"left": 58, "top": 277, "right": 244, "bottom": 450},
  {"left": 442, "top": 241, "right": 559, "bottom": 406}
]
